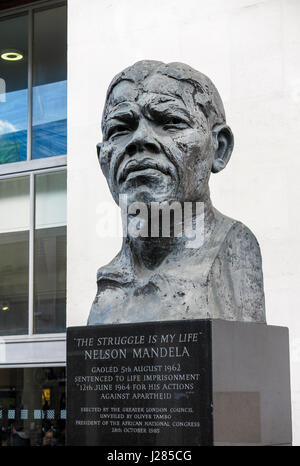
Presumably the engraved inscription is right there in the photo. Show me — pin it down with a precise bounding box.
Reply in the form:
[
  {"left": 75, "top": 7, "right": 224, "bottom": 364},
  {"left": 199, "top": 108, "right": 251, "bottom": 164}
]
[{"left": 67, "top": 320, "right": 213, "bottom": 445}]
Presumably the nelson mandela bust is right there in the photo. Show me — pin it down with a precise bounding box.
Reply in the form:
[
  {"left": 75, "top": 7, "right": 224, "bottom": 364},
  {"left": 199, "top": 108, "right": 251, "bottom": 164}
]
[{"left": 88, "top": 61, "right": 265, "bottom": 325}]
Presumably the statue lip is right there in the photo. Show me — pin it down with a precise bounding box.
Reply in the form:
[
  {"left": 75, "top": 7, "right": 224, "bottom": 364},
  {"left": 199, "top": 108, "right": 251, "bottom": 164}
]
[{"left": 118, "top": 158, "right": 172, "bottom": 184}]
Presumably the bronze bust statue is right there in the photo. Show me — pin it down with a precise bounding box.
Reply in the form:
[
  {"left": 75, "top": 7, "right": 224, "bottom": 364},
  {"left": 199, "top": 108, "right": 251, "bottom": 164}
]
[{"left": 88, "top": 60, "right": 265, "bottom": 325}]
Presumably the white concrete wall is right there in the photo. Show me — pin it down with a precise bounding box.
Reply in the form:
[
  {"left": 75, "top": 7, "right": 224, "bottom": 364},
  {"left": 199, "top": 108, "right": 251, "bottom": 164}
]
[{"left": 67, "top": 0, "right": 300, "bottom": 444}]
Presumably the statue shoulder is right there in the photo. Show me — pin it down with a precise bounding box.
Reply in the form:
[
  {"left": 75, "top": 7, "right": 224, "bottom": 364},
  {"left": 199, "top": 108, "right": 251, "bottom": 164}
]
[
  {"left": 225, "top": 220, "right": 263, "bottom": 259},
  {"left": 213, "top": 209, "right": 262, "bottom": 256},
  {"left": 209, "top": 213, "right": 265, "bottom": 322}
]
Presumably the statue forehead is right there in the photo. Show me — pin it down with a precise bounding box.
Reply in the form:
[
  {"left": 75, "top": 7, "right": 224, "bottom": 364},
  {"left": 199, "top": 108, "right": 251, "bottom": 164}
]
[{"left": 104, "top": 75, "right": 196, "bottom": 115}]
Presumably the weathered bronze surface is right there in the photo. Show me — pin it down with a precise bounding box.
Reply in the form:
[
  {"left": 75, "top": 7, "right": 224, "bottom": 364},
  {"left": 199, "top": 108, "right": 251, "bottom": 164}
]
[{"left": 88, "top": 61, "right": 265, "bottom": 325}]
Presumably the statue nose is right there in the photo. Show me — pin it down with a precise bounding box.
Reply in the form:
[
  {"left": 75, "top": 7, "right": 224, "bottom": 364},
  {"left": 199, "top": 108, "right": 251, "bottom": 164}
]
[{"left": 125, "top": 121, "right": 160, "bottom": 156}]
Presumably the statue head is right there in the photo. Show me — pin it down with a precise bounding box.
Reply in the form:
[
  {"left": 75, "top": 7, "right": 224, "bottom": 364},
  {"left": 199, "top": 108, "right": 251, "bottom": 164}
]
[{"left": 97, "top": 60, "right": 234, "bottom": 206}]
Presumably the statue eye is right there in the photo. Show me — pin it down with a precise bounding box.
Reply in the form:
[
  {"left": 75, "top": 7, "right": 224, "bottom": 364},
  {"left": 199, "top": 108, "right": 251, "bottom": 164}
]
[
  {"left": 168, "top": 117, "right": 183, "bottom": 124},
  {"left": 163, "top": 116, "right": 189, "bottom": 129},
  {"left": 107, "top": 125, "right": 130, "bottom": 139}
]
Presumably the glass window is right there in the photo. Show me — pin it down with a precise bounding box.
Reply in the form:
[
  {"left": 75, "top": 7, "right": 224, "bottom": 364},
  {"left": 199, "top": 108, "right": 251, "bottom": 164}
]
[
  {"left": 0, "top": 169, "right": 66, "bottom": 337},
  {"left": 0, "top": 3, "right": 67, "bottom": 165},
  {"left": 0, "top": 177, "right": 29, "bottom": 335},
  {"left": 32, "top": 5, "right": 67, "bottom": 159},
  {"left": 0, "top": 14, "right": 28, "bottom": 164},
  {"left": 0, "top": 4, "right": 67, "bottom": 337},
  {"left": 34, "top": 171, "right": 67, "bottom": 333},
  {"left": 0, "top": 367, "right": 66, "bottom": 446}
]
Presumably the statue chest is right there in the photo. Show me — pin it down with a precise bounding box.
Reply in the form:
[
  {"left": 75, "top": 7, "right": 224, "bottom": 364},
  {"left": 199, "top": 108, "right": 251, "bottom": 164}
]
[{"left": 89, "top": 269, "right": 210, "bottom": 325}]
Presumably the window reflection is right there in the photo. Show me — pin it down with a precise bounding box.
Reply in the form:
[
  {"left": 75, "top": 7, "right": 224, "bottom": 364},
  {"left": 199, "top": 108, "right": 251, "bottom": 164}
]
[
  {"left": 0, "top": 367, "right": 66, "bottom": 446},
  {"left": 0, "top": 14, "right": 28, "bottom": 164},
  {"left": 0, "top": 4, "right": 67, "bottom": 164},
  {"left": 34, "top": 171, "right": 67, "bottom": 334},
  {"left": 32, "top": 80, "right": 67, "bottom": 158},
  {"left": 32, "top": 6, "right": 67, "bottom": 159},
  {"left": 0, "top": 177, "right": 29, "bottom": 335}
]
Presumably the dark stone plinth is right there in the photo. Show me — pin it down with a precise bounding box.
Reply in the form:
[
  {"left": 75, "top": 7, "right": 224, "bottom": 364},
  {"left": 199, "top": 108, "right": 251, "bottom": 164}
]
[{"left": 66, "top": 320, "right": 292, "bottom": 446}]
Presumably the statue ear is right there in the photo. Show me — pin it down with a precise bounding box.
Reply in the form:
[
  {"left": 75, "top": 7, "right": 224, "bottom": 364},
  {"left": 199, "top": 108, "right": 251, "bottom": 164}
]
[
  {"left": 211, "top": 124, "right": 234, "bottom": 173},
  {"left": 96, "top": 142, "right": 102, "bottom": 161}
]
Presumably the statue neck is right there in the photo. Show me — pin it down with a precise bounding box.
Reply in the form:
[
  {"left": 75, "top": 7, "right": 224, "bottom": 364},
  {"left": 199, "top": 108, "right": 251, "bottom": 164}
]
[{"left": 123, "top": 195, "right": 216, "bottom": 272}]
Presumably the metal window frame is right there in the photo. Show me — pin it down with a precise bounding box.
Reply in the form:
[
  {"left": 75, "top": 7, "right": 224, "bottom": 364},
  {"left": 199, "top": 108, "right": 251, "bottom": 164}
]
[
  {"left": 0, "top": 155, "right": 67, "bottom": 176},
  {"left": 0, "top": 0, "right": 66, "bottom": 20},
  {"left": 0, "top": 334, "right": 66, "bottom": 367},
  {"left": 0, "top": 362, "right": 66, "bottom": 368},
  {"left": 27, "top": 7, "right": 33, "bottom": 161},
  {"left": 0, "top": 335, "right": 66, "bottom": 367}
]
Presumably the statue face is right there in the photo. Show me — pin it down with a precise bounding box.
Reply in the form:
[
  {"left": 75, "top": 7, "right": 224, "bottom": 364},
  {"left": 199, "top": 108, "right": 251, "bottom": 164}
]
[{"left": 99, "top": 74, "right": 214, "bottom": 205}]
